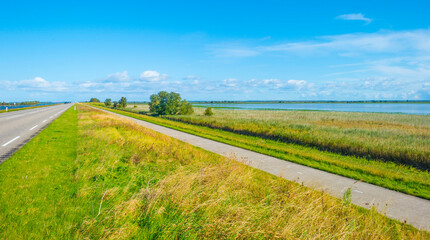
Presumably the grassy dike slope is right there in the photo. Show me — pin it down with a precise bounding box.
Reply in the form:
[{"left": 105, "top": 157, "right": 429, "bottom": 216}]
[
  {"left": 0, "top": 104, "right": 428, "bottom": 238},
  {"left": 91, "top": 105, "right": 430, "bottom": 200},
  {"left": 0, "top": 106, "right": 78, "bottom": 238}
]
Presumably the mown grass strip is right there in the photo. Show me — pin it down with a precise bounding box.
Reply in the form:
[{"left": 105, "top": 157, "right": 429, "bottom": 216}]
[
  {"left": 0, "top": 106, "right": 78, "bottom": 239},
  {"left": 92, "top": 105, "right": 430, "bottom": 200}
]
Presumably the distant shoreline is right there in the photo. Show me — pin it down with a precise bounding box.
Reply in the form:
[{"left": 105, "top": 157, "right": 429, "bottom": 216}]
[
  {"left": 127, "top": 100, "right": 430, "bottom": 105},
  {"left": 191, "top": 100, "right": 430, "bottom": 104}
]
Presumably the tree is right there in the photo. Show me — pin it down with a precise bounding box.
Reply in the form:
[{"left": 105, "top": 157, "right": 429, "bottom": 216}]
[
  {"left": 179, "top": 100, "right": 194, "bottom": 115},
  {"left": 119, "top": 97, "right": 127, "bottom": 108},
  {"left": 149, "top": 91, "right": 193, "bottom": 115},
  {"left": 90, "top": 98, "right": 100, "bottom": 103},
  {"left": 104, "top": 98, "right": 112, "bottom": 107},
  {"left": 113, "top": 101, "right": 118, "bottom": 108},
  {"left": 204, "top": 107, "right": 214, "bottom": 116}
]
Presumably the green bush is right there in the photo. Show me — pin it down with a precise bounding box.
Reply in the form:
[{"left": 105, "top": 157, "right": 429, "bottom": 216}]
[
  {"left": 119, "top": 97, "right": 127, "bottom": 108},
  {"left": 149, "top": 91, "right": 193, "bottom": 115},
  {"left": 104, "top": 98, "right": 112, "bottom": 107},
  {"left": 204, "top": 107, "right": 214, "bottom": 116}
]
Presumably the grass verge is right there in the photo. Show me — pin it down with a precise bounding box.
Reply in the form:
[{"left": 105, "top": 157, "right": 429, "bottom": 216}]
[
  {"left": 0, "top": 104, "right": 428, "bottom": 238},
  {"left": 0, "top": 105, "right": 78, "bottom": 239},
  {"left": 91, "top": 104, "right": 430, "bottom": 200},
  {"left": 76, "top": 105, "right": 430, "bottom": 238}
]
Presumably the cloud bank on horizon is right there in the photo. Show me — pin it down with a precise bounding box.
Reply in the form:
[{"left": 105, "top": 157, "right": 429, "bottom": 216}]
[{"left": 0, "top": 1, "right": 429, "bottom": 101}]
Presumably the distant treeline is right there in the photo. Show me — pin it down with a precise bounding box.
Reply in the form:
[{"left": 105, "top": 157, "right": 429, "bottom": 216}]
[
  {"left": 0, "top": 101, "right": 41, "bottom": 106},
  {"left": 191, "top": 100, "right": 430, "bottom": 104}
]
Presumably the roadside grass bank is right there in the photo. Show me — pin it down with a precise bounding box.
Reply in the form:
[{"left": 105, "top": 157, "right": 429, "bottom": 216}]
[
  {"left": 0, "top": 106, "right": 78, "bottom": 239},
  {"left": 91, "top": 104, "right": 430, "bottom": 200},
  {"left": 165, "top": 108, "right": 430, "bottom": 170},
  {"left": 0, "top": 104, "right": 60, "bottom": 113},
  {"left": 1, "top": 103, "right": 428, "bottom": 238},
  {"left": 77, "top": 105, "right": 429, "bottom": 238}
]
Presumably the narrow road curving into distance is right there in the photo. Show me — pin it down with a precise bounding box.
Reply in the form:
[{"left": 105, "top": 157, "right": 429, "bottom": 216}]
[
  {"left": 92, "top": 106, "right": 430, "bottom": 231},
  {"left": 0, "top": 103, "right": 73, "bottom": 163}
]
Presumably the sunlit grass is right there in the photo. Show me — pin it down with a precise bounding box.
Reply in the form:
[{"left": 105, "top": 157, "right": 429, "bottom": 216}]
[
  {"left": 1, "top": 104, "right": 428, "bottom": 238},
  {"left": 75, "top": 105, "right": 429, "bottom": 238},
  {"left": 0, "top": 106, "right": 78, "bottom": 239},
  {"left": 94, "top": 104, "right": 430, "bottom": 199},
  {"left": 164, "top": 108, "right": 430, "bottom": 170}
]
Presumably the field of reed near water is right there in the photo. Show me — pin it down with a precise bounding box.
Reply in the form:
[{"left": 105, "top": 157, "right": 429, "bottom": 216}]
[{"left": 165, "top": 108, "right": 430, "bottom": 170}]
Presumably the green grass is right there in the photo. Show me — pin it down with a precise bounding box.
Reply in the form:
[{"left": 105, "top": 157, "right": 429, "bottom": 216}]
[
  {"left": 1, "top": 104, "right": 428, "bottom": 238},
  {"left": 92, "top": 104, "right": 430, "bottom": 200},
  {"left": 0, "top": 105, "right": 78, "bottom": 239},
  {"left": 164, "top": 108, "right": 430, "bottom": 170}
]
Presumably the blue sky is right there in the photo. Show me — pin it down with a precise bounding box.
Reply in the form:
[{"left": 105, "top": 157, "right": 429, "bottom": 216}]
[{"left": 1, "top": 0, "right": 429, "bottom": 101}]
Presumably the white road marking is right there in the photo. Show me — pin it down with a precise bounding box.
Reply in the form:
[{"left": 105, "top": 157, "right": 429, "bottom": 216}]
[
  {"left": 2, "top": 136, "right": 20, "bottom": 147},
  {"left": 354, "top": 190, "right": 363, "bottom": 194},
  {"left": 297, "top": 171, "right": 303, "bottom": 175},
  {"left": 42, "top": 120, "right": 47, "bottom": 123},
  {"left": 29, "top": 125, "right": 38, "bottom": 130}
]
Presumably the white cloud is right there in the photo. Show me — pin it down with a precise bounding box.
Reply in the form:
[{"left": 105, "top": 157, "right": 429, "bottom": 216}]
[
  {"left": 336, "top": 13, "right": 372, "bottom": 24},
  {"left": 246, "top": 78, "right": 310, "bottom": 90},
  {"left": 4, "top": 77, "right": 68, "bottom": 92},
  {"left": 287, "top": 79, "right": 307, "bottom": 88},
  {"left": 105, "top": 70, "right": 130, "bottom": 82},
  {"left": 212, "top": 29, "right": 430, "bottom": 58},
  {"left": 183, "top": 75, "right": 201, "bottom": 84},
  {"left": 262, "top": 79, "right": 283, "bottom": 88},
  {"left": 183, "top": 75, "right": 200, "bottom": 80},
  {"left": 222, "top": 78, "right": 238, "bottom": 87},
  {"left": 139, "top": 70, "right": 168, "bottom": 82}
]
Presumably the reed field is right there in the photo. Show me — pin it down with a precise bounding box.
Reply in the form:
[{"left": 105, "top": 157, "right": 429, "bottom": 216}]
[
  {"left": 165, "top": 107, "right": 430, "bottom": 170},
  {"left": 2, "top": 104, "right": 427, "bottom": 239},
  {"left": 94, "top": 104, "right": 430, "bottom": 199}
]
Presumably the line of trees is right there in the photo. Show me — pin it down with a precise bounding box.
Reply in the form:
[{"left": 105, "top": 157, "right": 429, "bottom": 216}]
[
  {"left": 103, "top": 97, "right": 127, "bottom": 108},
  {"left": 1, "top": 101, "right": 41, "bottom": 106},
  {"left": 95, "top": 91, "right": 194, "bottom": 115}
]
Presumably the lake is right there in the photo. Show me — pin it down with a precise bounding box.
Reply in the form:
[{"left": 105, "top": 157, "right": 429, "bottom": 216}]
[
  {"left": 0, "top": 103, "right": 53, "bottom": 110},
  {"left": 195, "top": 103, "right": 430, "bottom": 115}
]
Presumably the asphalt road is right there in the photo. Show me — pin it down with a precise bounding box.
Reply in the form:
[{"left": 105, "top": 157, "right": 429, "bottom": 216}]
[
  {"left": 93, "top": 106, "right": 430, "bottom": 231},
  {"left": 0, "top": 103, "right": 73, "bottom": 163}
]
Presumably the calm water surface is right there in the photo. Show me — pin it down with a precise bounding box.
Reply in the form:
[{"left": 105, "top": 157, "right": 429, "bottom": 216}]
[
  {"left": 0, "top": 103, "right": 53, "bottom": 110},
  {"left": 196, "top": 103, "right": 430, "bottom": 115}
]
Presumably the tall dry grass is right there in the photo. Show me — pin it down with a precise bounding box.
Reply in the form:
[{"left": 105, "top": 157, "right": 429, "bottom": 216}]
[
  {"left": 165, "top": 108, "right": 430, "bottom": 170},
  {"left": 76, "top": 105, "right": 428, "bottom": 239}
]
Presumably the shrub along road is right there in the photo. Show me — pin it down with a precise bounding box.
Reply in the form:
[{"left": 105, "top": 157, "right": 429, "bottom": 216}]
[{"left": 91, "top": 105, "right": 430, "bottom": 231}]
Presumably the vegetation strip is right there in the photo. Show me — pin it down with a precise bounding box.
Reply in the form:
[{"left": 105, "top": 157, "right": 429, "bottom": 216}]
[
  {"left": 91, "top": 104, "right": 430, "bottom": 200},
  {"left": 0, "top": 106, "right": 78, "bottom": 238},
  {"left": 0, "top": 104, "right": 59, "bottom": 113},
  {"left": 2, "top": 104, "right": 427, "bottom": 238},
  {"left": 165, "top": 110, "right": 430, "bottom": 170}
]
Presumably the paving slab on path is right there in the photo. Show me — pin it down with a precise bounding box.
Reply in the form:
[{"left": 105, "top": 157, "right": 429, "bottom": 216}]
[{"left": 92, "top": 106, "right": 430, "bottom": 231}]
